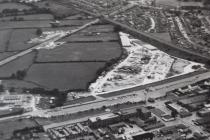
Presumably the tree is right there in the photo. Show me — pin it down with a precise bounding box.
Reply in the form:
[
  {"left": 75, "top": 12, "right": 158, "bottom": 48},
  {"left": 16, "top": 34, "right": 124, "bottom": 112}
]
[
  {"left": 36, "top": 28, "right": 43, "bottom": 36},
  {"left": 16, "top": 70, "right": 26, "bottom": 80}
]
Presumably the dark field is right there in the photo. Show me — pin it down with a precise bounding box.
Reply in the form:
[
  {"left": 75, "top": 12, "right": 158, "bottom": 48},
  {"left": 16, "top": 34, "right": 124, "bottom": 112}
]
[
  {"left": 8, "top": 29, "right": 37, "bottom": 51},
  {"left": 25, "top": 62, "right": 106, "bottom": 91},
  {"left": 61, "top": 32, "right": 119, "bottom": 42},
  {"left": 0, "top": 52, "right": 36, "bottom": 78},
  {"left": 36, "top": 42, "right": 122, "bottom": 62}
]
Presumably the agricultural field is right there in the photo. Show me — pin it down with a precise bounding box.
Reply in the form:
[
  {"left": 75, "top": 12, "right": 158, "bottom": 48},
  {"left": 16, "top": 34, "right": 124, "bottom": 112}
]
[
  {"left": 0, "top": 52, "right": 17, "bottom": 61},
  {"left": 0, "top": 14, "right": 54, "bottom": 21},
  {"left": 0, "top": 19, "right": 93, "bottom": 29},
  {"left": 0, "top": 29, "right": 12, "bottom": 52},
  {"left": 25, "top": 62, "right": 106, "bottom": 90},
  {"left": 80, "top": 24, "right": 115, "bottom": 33},
  {"left": 61, "top": 32, "right": 119, "bottom": 42},
  {"left": 0, "top": 20, "right": 52, "bottom": 29},
  {"left": 34, "top": 0, "right": 80, "bottom": 17},
  {"left": 0, "top": 10, "right": 122, "bottom": 91},
  {"left": 7, "top": 29, "right": 38, "bottom": 51},
  {"left": 36, "top": 42, "right": 122, "bottom": 62},
  {"left": 2, "top": 79, "right": 38, "bottom": 90},
  {"left": 0, "top": 2, "right": 31, "bottom": 12},
  {"left": 155, "top": 0, "right": 181, "bottom": 7},
  {"left": 0, "top": 52, "right": 36, "bottom": 78},
  {"left": 0, "top": 118, "right": 38, "bottom": 140}
]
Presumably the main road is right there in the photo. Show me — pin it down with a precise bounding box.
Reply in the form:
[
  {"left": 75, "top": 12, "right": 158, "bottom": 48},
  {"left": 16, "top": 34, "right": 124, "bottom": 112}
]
[{"left": 28, "top": 70, "right": 210, "bottom": 118}]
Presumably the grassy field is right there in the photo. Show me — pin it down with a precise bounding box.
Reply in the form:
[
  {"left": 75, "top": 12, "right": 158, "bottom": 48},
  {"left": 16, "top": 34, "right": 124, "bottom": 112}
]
[
  {"left": 25, "top": 62, "right": 106, "bottom": 91},
  {"left": 7, "top": 29, "right": 37, "bottom": 51},
  {"left": 62, "top": 32, "right": 119, "bottom": 42},
  {"left": 150, "top": 32, "right": 171, "bottom": 42},
  {"left": 0, "top": 52, "right": 36, "bottom": 78},
  {"left": 0, "top": 19, "right": 93, "bottom": 29},
  {"left": 36, "top": 42, "right": 122, "bottom": 62},
  {"left": 0, "top": 20, "right": 52, "bottom": 29},
  {"left": 0, "top": 118, "right": 38, "bottom": 140},
  {"left": 156, "top": 0, "right": 180, "bottom": 7},
  {"left": 0, "top": 14, "right": 54, "bottom": 21},
  {"left": 0, "top": 52, "right": 17, "bottom": 61},
  {"left": 34, "top": 1, "right": 80, "bottom": 17},
  {"left": 81, "top": 24, "right": 115, "bottom": 33},
  {"left": 2, "top": 79, "right": 38, "bottom": 89},
  {"left": 0, "top": 29, "right": 12, "bottom": 52},
  {"left": 0, "top": 2, "right": 31, "bottom": 12}
]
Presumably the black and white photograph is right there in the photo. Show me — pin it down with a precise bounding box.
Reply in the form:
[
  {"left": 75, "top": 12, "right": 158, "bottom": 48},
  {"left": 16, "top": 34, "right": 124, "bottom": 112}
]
[{"left": 0, "top": 0, "right": 209, "bottom": 139}]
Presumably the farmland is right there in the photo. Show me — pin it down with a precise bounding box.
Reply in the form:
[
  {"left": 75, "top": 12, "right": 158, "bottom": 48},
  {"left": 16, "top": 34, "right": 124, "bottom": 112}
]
[
  {"left": 0, "top": 15, "right": 122, "bottom": 91},
  {"left": 0, "top": 52, "right": 17, "bottom": 61},
  {"left": 0, "top": 0, "right": 123, "bottom": 92},
  {"left": 36, "top": 42, "right": 122, "bottom": 62},
  {"left": 61, "top": 32, "right": 119, "bottom": 42},
  {"left": 25, "top": 62, "right": 106, "bottom": 90},
  {"left": 0, "top": 29, "right": 12, "bottom": 52},
  {"left": 0, "top": 14, "right": 54, "bottom": 21},
  {"left": 0, "top": 19, "right": 93, "bottom": 29},
  {"left": 0, "top": 52, "right": 36, "bottom": 78},
  {"left": 34, "top": 0, "right": 81, "bottom": 17},
  {"left": 2, "top": 79, "right": 38, "bottom": 89},
  {"left": 0, "top": 118, "right": 38, "bottom": 140},
  {"left": 7, "top": 29, "right": 37, "bottom": 51},
  {"left": 0, "top": 2, "right": 31, "bottom": 12},
  {"left": 155, "top": 0, "right": 180, "bottom": 7},
  {"left": 79, "top": 24, "right": 115, "bottom": 33}
]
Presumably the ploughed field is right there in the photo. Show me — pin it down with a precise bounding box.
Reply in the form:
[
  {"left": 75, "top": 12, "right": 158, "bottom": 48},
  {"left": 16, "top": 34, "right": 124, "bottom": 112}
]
[{"left": 0, "top": 8, "right": 122, "bottom": 91}]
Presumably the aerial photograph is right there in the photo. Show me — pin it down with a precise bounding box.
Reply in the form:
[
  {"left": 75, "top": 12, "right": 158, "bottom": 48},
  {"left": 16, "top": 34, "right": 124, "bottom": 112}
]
[{"left": 0, "top": 0, "right": 209, "bottom": 139}]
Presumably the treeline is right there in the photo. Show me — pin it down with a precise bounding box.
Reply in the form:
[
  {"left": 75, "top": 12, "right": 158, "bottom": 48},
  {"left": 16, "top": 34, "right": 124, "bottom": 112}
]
[
  {"left": 86, "top": 48, "right": 128, "bottom": 91},
  {"left": 0, "top": 8, "right": 50, "bottom": 17}
]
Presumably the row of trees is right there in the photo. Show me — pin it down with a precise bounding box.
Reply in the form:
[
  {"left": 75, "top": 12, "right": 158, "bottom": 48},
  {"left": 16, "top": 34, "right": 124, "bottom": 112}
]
[{"left": 11, "top": 70, "right": 27, "bottom": 80}]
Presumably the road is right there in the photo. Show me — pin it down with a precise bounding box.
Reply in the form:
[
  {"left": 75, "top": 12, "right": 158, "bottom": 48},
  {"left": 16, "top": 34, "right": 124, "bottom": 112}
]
[
  {"left": 0, "top": 19, "right": 99, "bottom": 67},
  {"left": 28, "top": 70, "right": 210, "bottom": 118}
]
